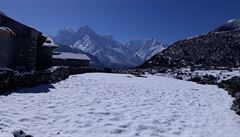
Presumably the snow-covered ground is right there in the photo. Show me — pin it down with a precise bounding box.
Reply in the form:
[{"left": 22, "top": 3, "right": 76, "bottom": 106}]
[{"left": 0, "top": 73, "right": 240, "bottom": 137}]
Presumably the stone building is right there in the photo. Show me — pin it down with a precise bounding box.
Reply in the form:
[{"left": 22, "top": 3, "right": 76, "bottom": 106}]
[
  {"left": 0, "top": 27, "right": 15, "bottom": 68},
  {"left": 0, "top": 12, "right": 57, "bottom": 71},
  {"left": 53, "top": 52, "right": 91, "bottom": 67},
  {"left": 37, "top": 37, "right": 58, "bottom": 70},
  {"left": 0, "top": 12, "right": 91, "bottom": 71}
]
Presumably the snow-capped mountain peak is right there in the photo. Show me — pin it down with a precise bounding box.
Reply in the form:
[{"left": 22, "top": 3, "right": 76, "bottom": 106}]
[
  {"left": 77, "top": 25, "right": 96, "bottom": 36},
  {"left": 126, "top": 38, "right": 165, "bottom": 61},
  {"left": 54, "top": 25, "right": 166, "bottom": 68},
  {"left": 70, "top": 34, "right": 93, "bottom": 54},
  {"left": 62, "top": 27, "right": 75, "bottom": 33}
]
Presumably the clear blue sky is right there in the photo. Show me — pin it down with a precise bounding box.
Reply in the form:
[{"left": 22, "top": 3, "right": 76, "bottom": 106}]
[{"left": 0, "top": 0, "right": 239, "bottom": 44}]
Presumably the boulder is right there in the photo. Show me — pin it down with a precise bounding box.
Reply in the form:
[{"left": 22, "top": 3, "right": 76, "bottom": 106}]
[{"left": 12, "top": 130, "right": 33, "bottom": 137}]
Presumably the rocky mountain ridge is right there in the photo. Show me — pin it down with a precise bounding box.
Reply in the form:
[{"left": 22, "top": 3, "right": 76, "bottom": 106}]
[{"left": 140, "top": 19, "right": 240, "bottom": 69}]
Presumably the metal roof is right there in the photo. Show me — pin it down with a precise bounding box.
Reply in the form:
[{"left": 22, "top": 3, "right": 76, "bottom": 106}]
[{"left": 53, "top": 52, "right": 91, "bottom": 61}]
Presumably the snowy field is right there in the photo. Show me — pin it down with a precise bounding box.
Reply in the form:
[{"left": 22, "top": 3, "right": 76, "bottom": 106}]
[{"left": 0, "top": 73, "right": 240, "bottom": 137}]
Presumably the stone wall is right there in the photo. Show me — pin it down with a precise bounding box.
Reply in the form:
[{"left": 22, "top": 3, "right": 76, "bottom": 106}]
[
  {"left": 0, "top": 14, "right": 46, "bottom": 71},
  {"left": 0, "top": 67, "right": 108, "bottom": 94},
  {"left": 0, "top": 67, "right": 69, "bottom": 93},
  {"left": 0, "top": 29, "right": 15, "bottom": 68},
  {"left": 36, "top": 46, "right": 54, "bottom": 70}
]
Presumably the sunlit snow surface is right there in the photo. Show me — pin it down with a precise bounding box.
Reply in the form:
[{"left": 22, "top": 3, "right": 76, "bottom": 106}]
[{"left": 0, "top": 73, "right": 240, "bottom": 137}]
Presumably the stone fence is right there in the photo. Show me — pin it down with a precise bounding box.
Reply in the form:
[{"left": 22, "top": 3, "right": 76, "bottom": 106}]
[{"left": 0, "top": 67, "right": 107, "bottom": 94}]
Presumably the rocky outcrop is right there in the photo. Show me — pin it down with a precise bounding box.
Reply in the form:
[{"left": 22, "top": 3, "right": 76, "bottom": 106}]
[{"left": 139, "top": 20, "right": 240, "bottom": 69}]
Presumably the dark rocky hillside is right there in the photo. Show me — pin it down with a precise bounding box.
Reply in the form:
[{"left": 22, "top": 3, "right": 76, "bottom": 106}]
[
  {"left": 214, "top": 19, "right": 240, "bottom": 32},
  {"left": 139, "top": 20, "right": 240, "bottom": 69}
]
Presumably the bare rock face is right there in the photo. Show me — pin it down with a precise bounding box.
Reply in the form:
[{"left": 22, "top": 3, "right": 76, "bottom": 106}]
[{"left": 139, "top": 20, "right": 240, "bottom": 69}]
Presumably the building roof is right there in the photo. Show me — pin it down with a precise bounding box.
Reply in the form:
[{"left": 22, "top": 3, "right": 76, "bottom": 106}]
[
  {"left": 0, "top": 12, "right": 42, "bottom": 35},
  {"left": 43, "top": 37, "right": 58, "bottom": 48},
  {"left": 0, "top": 11, "right": 6, "bottom": 16},
  {"left": 0, "top": 26, "right": 16, "bottom": 36},
  {"left": 53, "top": 52, "right": 91, "bottom": 61}
]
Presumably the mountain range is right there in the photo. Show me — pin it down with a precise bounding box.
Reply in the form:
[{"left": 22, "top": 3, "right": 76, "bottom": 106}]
[{"left": 53, "top": 25, "right": 166, "bottom": 68}]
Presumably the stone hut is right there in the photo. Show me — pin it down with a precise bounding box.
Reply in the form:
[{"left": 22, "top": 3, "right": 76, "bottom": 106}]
[
  {"left": 0, "top": 27, "right": 15, "bottom": 68},
  {"left": 53, "top": 52, "right": 91, "bottom": 67},
  {"left": 37, "top": 37, "right": 58, "bottom": 70},
  {"left": 0, "top": 12, "right": 56, "bottom": 71}
]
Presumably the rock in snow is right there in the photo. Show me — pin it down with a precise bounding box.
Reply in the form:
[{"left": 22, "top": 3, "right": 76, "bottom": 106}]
[
  {"left": 12, "top": 130, "right": 33, "bottom": 137},
  {"left": 0, "top": 73, "right": 240, "bottom": 137},
  {"left": 0, "top": 130, "right": 33, "bottom": 137}
]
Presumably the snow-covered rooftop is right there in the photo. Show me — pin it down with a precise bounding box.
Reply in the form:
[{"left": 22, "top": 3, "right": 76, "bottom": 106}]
[
  {"left": 0, "top": 11, "right": 6, "bottom": 16},
  {"left": 0, "top": 26, "right": 16, "bottom": 36},
  {"left": 43, "top": 37, "right": 58, "bottom": 48},
  {"left": 53, "top": 52, "right": 91, "bottom": 61}
]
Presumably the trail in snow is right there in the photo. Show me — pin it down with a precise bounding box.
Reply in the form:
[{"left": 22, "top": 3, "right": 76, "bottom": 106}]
[{"left": 0, "top": 73, "right": 240, "bottom": 137}]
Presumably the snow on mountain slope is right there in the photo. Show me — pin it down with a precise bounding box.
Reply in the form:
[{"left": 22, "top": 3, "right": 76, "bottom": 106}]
[
  {"left": 0, "top": 73, "right": 240, "bottom": 137},
  {"left": 54, "top": 26, "right": 136, "bottom": 68},
  {"left": 53, "top": 28, "right": 75, "bottom": 46},
  {"left": 54, "top": 26, "right": 165, "bottom": 68},
  {"left": 126, "top": 39, "right": 165, "bottom": 63}
]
